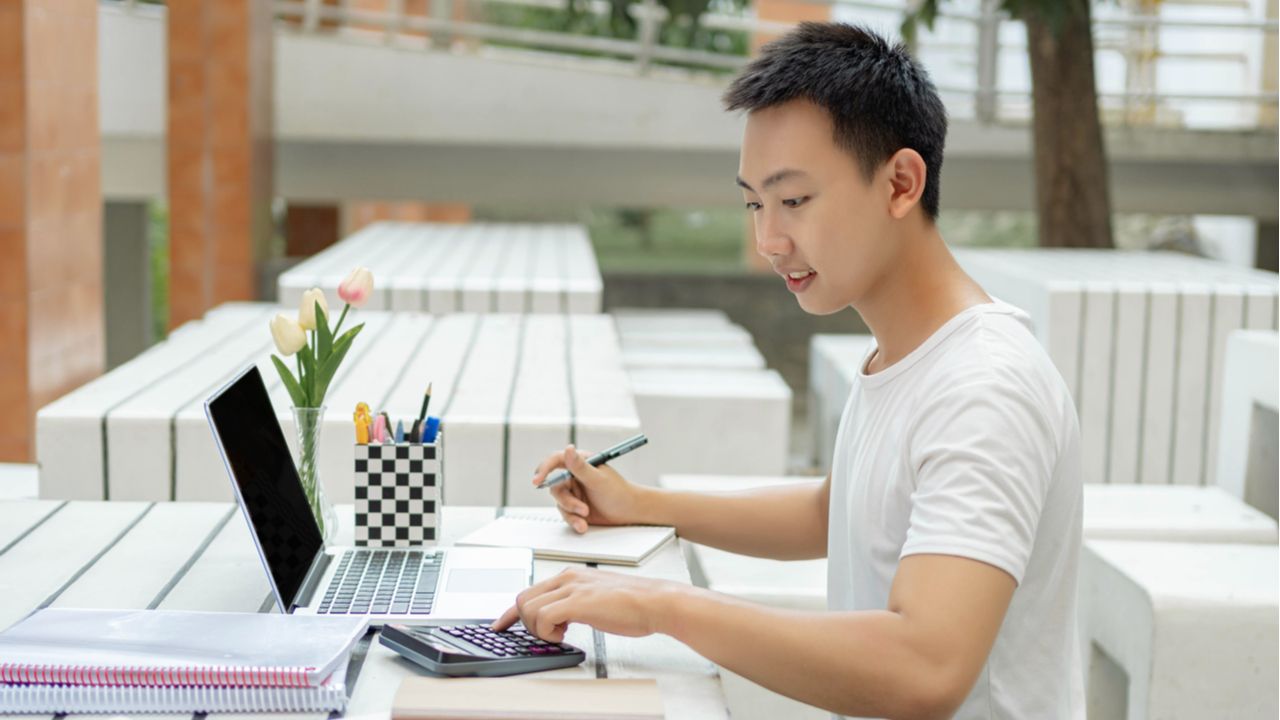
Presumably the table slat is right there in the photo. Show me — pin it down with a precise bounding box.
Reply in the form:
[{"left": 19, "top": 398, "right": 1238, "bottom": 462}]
[
  {"left": 52, "top": 503, "right": 234, "bottom": 610},
  {"left": 0, "top": 501, "right": 151, "bottom": 629},
  {"left": 154, "top": 509, "right": 273, "bottom": 613},
  {"left": 0, "top": 500, "right": 65, "bottom": 553}
]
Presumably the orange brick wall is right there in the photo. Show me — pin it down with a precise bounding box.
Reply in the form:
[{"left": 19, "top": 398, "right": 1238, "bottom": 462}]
[{"left": 0, "top": 0, "right": 104, "bottom": 462}]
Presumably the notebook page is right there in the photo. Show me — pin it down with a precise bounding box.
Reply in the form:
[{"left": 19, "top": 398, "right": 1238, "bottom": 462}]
[{"left": 454, "top": 516, "right": 675, "bottom": 566}]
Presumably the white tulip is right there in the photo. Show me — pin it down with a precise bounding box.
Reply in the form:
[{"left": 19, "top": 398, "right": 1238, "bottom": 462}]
[
  {"left": 298, "top": 288, "right": 329, "bottom": 331},
  {"left": 270, "top": 314, "right": 307, "bottom": 356}
]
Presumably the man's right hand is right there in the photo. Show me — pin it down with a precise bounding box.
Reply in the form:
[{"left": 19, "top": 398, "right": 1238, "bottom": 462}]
[{"left": 533, "top": 445, "right": 649, "bottom": 533}]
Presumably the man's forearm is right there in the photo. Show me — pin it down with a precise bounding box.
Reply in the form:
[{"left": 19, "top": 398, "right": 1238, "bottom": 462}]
[{"left": 633, "top": 479, "right": 828, "bottom": 560}]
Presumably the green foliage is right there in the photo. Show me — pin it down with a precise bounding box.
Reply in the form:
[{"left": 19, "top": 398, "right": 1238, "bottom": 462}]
[
  {"left": 480, "top": 0, "right": 750, "bottom": 62},
  {"left": 147, "top": 199, "right": 169, "bottom": 343},
  {"left": 902, "top": 0, "right": 1081, "bottom": 42}
]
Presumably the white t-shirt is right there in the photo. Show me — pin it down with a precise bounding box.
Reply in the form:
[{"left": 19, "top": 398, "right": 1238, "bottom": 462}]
[{"left": 827, "top": 300, "right": 1084, "bottom": 720}]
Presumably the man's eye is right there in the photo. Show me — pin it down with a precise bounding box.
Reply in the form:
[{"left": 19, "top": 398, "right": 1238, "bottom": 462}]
[
  {"left": 745, "top": 202, "right": 762, "bottom": 211},
  {"left": 783, "top": 197, "right": 806, "bottom": 208}
]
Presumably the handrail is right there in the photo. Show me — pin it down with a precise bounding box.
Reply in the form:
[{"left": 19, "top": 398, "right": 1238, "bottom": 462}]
[{"left": 268, "top": 0, "right": 1279, "bottom": 126}]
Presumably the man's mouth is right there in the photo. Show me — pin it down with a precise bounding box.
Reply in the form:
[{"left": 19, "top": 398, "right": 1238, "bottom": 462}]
[{"left": 783, "top": 270, "right": 816, "bottom": 292}]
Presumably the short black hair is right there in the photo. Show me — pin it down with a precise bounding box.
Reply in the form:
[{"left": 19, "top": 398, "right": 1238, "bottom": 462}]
[{"left": 723, "top": 23, "right": 947, "bottom": 221}]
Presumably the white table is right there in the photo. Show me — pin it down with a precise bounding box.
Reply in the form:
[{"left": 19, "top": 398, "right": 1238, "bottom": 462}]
[
  {"left": 0, "top": 501, "right": 729, "bottom": 720},
  {"left": 277, "top": 223, "right": 603, "bottom": 315},
  {"left": 35, "top": 305, "right": 640, "bottom": 508},
  {"left": 954, "top": 248, "right": 1278, "bottom": 487}
]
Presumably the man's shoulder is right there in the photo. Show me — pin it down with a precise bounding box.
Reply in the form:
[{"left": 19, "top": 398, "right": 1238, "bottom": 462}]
[{"left": 914, "top": 303, "right": 1074, "bottom": 417}]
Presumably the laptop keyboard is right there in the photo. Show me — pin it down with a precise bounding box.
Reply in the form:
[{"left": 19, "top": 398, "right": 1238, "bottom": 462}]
[{"left": 316, "top": 550, "right": 442, "bottom": 615}]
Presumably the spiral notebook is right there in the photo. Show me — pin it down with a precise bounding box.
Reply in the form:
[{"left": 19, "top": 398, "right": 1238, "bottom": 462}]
[
  {"left": 0, "top": 672, "right": 349, "bottom": 714},
  {"left": 0, "top": 608, "right": 367, "bottom": 688},
  {"left": 455, "top": 514, "right": 676, "bottom": 566}
]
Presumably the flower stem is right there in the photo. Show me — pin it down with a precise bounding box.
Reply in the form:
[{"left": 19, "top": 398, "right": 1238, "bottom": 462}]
[{"left": 333, "top": 304, "right": 350, "bottom": 337}]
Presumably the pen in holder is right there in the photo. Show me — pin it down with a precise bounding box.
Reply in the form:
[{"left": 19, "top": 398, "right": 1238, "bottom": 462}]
[{"left": 353, "top": 433, "right": 442, "bottom": 547}]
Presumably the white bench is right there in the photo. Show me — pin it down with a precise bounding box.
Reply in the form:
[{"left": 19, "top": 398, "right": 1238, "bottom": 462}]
[
  {"left": 628, "top": 370, "right": 791, "bottom": 487},
  {"left": 807, "top": 334, "right": 874, "bottom": 470},
  {"left": 1215, "top": 330, "right": 1279, "bottom": 518},
  {"left": 35, "top": 306, "right": 639, "bottom": 508},
  {"left": 1082, "top": 485, "right": 1277, "bottom": 543},
  {"left": 277, "top": 222, "right": 603, "bottom": 315},
  {"left": 954, "top": 248, "right": 1278, "bottom": 487},
  {"left": 1079, "top": 540, "right": 1278, "bottom": 720}
]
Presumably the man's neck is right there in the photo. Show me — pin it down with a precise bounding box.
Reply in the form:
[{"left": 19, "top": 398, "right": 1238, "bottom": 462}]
[{"left": 854, "top": 221, "right": 991, "bottom": 375}]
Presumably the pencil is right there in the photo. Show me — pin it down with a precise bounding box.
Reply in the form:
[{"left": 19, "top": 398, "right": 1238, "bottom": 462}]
[{"left": 417, "top": 382, "right": 433, "bottom": 425}]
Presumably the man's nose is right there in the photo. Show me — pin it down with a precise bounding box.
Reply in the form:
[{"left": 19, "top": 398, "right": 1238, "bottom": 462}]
[{"left": 754, "top": 207, "right": 794, "bottom": 260}]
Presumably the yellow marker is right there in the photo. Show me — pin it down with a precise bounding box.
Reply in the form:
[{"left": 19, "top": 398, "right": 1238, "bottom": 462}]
[{"left": 354, "top": 402, "right": 373, "bottom": 444}]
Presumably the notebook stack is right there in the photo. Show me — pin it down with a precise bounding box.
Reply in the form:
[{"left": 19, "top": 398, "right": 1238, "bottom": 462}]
[{"left": 0, "top": 608, "right": 368, "bottom": 714}]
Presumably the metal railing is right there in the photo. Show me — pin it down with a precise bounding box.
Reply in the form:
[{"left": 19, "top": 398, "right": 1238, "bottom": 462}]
[{"left": 270, "top": 0, "right": 1277, "bottom": 126}]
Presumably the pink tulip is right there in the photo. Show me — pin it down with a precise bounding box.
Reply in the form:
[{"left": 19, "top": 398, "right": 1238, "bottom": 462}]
[{"left": 338, "top": 268, "right": 374, "bottom": 307}]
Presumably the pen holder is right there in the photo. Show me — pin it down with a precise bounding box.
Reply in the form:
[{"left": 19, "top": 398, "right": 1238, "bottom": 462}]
[{"left": 353, "top": 436, "right": 442, "bottom": 547}]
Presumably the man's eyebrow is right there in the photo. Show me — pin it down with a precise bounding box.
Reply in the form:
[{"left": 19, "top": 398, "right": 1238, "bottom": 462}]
[{"left": 734, "top": 169, "right": 808, "bottom": 193}]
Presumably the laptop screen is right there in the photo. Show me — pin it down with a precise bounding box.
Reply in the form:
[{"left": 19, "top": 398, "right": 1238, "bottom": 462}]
[{"left": 205, "top": 365, "right": 323, "bottom": 611}]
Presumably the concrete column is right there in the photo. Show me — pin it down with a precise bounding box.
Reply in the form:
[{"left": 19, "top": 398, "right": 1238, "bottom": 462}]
[
  {"left": 166, "top": 0, "right": 275, "bottom": 330},
  {"left": 104, "top": 201, "right": 152, "bottom": 370},
  {"left": 1256, "top": 220, "right": 1278, "bottom": 272},
  {"left": 751, "top": 0, "right": 828, "bottom": 52},
  {"left": 0, "top": 0, "right": 104, "bottom": 462}
]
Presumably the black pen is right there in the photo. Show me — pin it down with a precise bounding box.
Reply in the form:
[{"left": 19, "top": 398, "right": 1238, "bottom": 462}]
[{"left": 537, "top": 434, "right": 648, "bottom": 490}]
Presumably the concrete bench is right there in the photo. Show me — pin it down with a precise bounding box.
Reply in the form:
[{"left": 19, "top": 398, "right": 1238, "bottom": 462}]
[
  {"left": 35, "top": 306, "right": 639, "bottom": 508},
  {"left": 807, "top": 334, "right": 875, "bottom": 471},
  {"left": 622, "top": 345, "right": 767, "bottom": 371},
  {"left": 954, "top": 248, "right": 1278, "bottom": 487},
  {"left": 628, "top": 370, "right": 791, "bottom": 487},
  {"left": 1082, "top": 485, "right": 1277, "bottom": 543},
  {"left": 1215, "top": 330, "right": 1278, "bottom": 519},
  {"left": 1079, "top": 540, "right": 1278, "bottom": 720},
  {"left": 277, "top": 222, "right": 603, "bottom": 314}
]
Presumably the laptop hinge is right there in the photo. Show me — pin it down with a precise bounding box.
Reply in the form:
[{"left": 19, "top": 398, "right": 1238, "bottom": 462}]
[{"left": 291, "top": 550, "right": 333, "bottom": 612}]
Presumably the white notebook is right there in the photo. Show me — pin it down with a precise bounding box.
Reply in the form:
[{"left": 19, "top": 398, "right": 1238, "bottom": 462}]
[
  {"left": 455, "top": 514, "right": 676, "bottom": 566},
  {"left": 0, "top": 608, "right": 367, "bottom": 688}
]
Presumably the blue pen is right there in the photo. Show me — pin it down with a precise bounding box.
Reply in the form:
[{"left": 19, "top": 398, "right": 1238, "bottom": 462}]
[{"left": 395, "top": 420, "right": 405, "bottom": 443}]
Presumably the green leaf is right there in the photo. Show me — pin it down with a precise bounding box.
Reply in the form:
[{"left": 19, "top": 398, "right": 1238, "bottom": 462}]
[
  {"left": 298, "top": 343, "right": 317, "bottom": 405},
  {"left": 272, "top": 355, "right": 308, "bottom": 408},
  {"left": 311, "top": 322, "right": 364, "bottom": 407},
  {"left": 316, "top": 300, "right": 333, "bottom": 366}
]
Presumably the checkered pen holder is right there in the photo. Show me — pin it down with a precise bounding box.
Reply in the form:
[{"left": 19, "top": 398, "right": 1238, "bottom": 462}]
[{"left": 353, "top": 440, "right": 441, "bottom": 547}]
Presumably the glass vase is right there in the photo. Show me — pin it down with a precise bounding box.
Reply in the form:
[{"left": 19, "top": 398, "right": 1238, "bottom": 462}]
[{"left": 293, "top": 406, "right": 338, "bottom": 545}]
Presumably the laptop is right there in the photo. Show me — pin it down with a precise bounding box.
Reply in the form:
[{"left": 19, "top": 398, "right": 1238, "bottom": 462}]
[{"left": 205, "top": 365, "right": 533, "bottom": 625}]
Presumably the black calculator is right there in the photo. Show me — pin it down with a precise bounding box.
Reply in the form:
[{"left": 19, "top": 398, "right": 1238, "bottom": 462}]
[{"left": 380, "top": 623, "right": 586, "bottom": 677}]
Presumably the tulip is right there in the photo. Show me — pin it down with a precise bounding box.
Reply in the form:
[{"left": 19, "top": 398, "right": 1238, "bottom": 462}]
[
  {"left": 338, "top": 268, "right": 374, "bottom": 308},
  {"left": 298, "top": 288, "right": 329, "bottom": 331},
  {"left": 269, "top": 314, "right": 307, "bottom": 356}
]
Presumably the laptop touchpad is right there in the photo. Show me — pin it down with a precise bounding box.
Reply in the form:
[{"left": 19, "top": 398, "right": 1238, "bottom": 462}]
[{"left": 446, "top": 568, "right": 528, "bottom": 593}]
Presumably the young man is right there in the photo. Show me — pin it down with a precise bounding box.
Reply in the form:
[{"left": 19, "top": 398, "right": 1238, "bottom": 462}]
[{"left": 494, "top": 23, "right": 1084, "bottom": 720}]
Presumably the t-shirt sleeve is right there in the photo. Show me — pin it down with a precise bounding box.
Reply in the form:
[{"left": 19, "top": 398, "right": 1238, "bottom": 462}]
[{"left": 899, "top": 378, "right": 1058, "bottom": 585}]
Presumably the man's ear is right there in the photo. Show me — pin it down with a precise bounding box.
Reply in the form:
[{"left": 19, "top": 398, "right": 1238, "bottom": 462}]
[{"left": 885, "top": 148, "right": 927, "bottom": 220}]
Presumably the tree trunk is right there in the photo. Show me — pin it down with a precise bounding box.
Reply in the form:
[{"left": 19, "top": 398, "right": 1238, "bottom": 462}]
[{"left": 1024, "top": 0, "right": 1114, "bottom": 248}]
